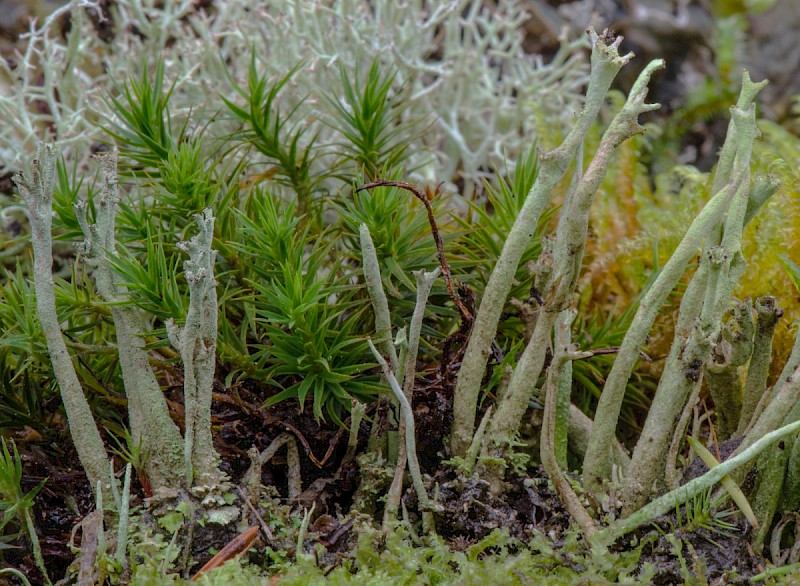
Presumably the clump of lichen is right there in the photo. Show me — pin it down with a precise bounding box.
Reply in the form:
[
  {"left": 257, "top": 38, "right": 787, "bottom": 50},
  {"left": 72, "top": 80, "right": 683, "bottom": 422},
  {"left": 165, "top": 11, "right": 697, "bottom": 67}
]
[{"left": 0, "top": 0, "right": 589, "bottom": 191}]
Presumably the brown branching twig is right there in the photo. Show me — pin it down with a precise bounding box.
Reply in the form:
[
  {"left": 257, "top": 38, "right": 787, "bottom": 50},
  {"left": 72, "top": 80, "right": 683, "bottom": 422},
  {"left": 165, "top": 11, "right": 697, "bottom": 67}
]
[
  {"left": 278, "top": 421, "right": 327, "bottom": 469},
  {"left": 356, "top": 179, "right": 473, "bottom": 326},
  {"left": 319, "top": 427, "right": 346, "bottom": 468},
  {"left": 223, "top": 390, "right": 335, "bottom": 469}
]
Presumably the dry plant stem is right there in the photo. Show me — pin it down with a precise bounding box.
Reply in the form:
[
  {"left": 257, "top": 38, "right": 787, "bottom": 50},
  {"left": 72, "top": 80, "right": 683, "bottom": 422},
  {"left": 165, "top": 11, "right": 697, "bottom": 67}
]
[
  {"left": 450, "top": 28, "right": 634, "bottom": 457},
  {"left": 167, "top": 209, "right": 224, "bottom": 487},
  {"left": 587, "top": 74, "right": 766, "bottom": 494},
  {"left": 485, "top": 57, "right": 663, "bottom": 458},
  {"left": 737, "top": 296, "right": 783, "bottom": 436},
  {"left": 383, "top": 268, "right": 440, "bottom": 529},
  {"left": 684, "top": 436, "right": 757, "bottom": 528},
  {"left": 238, "top": 487, "right": 274, "bottom": 544},
  {"left": 357, "top": 181, "right": 470, "bottom": 324},
  {"left": 541, "top": 309, "right": 596, "bottom": 538},
  {"left": 14, "top": 143, "right": 113, "bottom": 494},
  {"left": 368, "top": 339, "right": 439, "bottom": 534},
  {"left": 75, "top": 150, "right": 183, "bottom": 491},
  {"left": 190, "top": 526, "right": 260, "bottom": 581},
  {"left": 595, "top": 419, "right": 800, "bottom": 545}
]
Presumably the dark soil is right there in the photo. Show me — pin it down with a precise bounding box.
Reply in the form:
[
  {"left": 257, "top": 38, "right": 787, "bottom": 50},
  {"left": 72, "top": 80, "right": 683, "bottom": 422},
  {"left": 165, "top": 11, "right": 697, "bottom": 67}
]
[
  {"left": 633, "top": 515, "right": 764, "bottom": 585},
  {"left": 205, "top": 374, "right": 352, "bottom": 507},
  {"left": 1, "top": 366, "right": 364, "bottom": 582},
  {"left": 428, "top": 467, "right": 571, "bottom": 544},
  {"left": 9, "top": 442, "right": 95, "bottom": 584}
]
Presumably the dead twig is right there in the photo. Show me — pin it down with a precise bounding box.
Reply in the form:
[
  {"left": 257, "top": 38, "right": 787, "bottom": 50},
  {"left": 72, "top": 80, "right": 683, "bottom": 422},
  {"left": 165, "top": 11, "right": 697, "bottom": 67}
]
[
  {"left": 356, "top": 179, "right": 473, "bottom": 326},
  {"left": 237, "top": 486, "right": 274, "bottom": 544},
  {"left": 190, "top": 526, "right": 260, "bottom": 581},
  {"left": 320, "top": 518, "right": 354, "bottom": 547}
]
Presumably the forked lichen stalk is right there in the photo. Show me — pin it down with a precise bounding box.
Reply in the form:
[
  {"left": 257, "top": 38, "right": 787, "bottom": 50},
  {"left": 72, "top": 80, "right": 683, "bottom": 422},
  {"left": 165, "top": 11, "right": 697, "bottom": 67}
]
[
  {"left": 484, "top": 56, "right": 664, "bottom": 460},
  {"left": 14, "top": 143, "right": 113, "bottom": 495},
  {"left": 451, "top": 28, "right": 638, "bottom": 457}
]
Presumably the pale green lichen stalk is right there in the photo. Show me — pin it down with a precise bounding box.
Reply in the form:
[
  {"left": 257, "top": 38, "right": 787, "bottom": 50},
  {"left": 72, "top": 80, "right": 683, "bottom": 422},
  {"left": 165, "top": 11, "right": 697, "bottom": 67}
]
[
  {"left": 583, "top": 74, "right": 773, "bottom": 494},
  {"left": 13, "top": 143, "right": 113, "bottom": 495},
  {"left": 359, "top": 223, "right": 399, "bottom": 374},
  {"left": 360, "top": 222, "right": 400, "bottom": 462},
  {"left": 368, "top": 339, "right": 440, "bottom": 535},
  {"left": 737, "top": 296, "right": 783, "bottom": 436},
  {"left": 75, "top": 150, "right": 184, "bottom": 493},
  {"left": 383, "top": 267, "right": 440, "bottom": 528},
  {"left": 618, "top": 75, "right": 774, "bottom": 512},
  {"left": 704, "top": 299, "right": 754, "bottom": 439},
  {"left": 481, "top": 53, "right": 664, "bottom": 464},
  {"left": 167, "top": 209, "right": 226, "bottom": 488},
  {"left": 451, "top": 28, "right": 635, "bottom": 457},
  {"left": 594, "top": 418, "right": 800, "bottom": 546},
  {"left": 452, "top": 29, "right": 665, "bottom": 489},
  {"left": 540, "top": 309, "right": 596, "bottom": 539}
]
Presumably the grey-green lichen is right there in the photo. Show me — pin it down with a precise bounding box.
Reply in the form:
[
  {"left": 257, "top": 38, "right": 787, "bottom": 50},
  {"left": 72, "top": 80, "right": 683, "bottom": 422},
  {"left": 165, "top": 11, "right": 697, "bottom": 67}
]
[
  {"left": 76, "top": 149, "right": 184, "bottom": 493},
  {"left": 451, "top": 29, "right": 637, "bottom": 457},
  {"left": 585, "top": 73, "right": 775, "bottom": 497},
  {"left": 13, "top": 143, "right": 113, "bottom": 495},
  {"left": 0, "top": 0, "right": 589, "bottom": 196},
  {"left": 452, "top": 30, "right": 664, "bottom": 484},
  {"left": 167, "top": 209, "right": 225, "bottom": 488}
]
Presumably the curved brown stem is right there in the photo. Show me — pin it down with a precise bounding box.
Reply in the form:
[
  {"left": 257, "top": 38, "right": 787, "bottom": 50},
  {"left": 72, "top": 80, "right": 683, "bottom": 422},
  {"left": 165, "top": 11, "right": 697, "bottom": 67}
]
[{"left": 356, "top": 179, "right": 473, "bottom": 326}]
